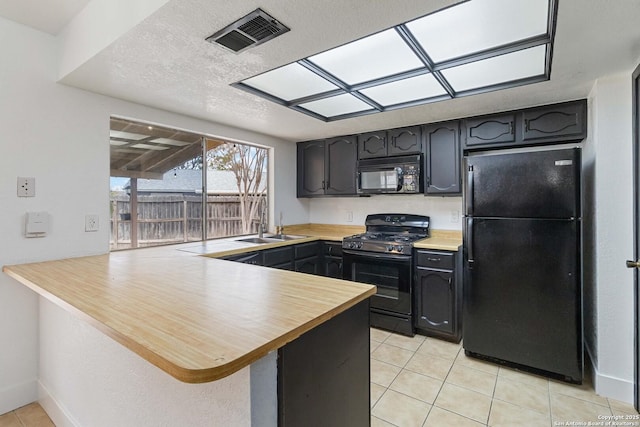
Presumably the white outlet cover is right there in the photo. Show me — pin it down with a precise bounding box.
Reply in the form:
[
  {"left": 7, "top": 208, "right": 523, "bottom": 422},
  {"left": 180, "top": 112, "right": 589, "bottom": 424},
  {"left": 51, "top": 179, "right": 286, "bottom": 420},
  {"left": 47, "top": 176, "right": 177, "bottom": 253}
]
[
  {"left": 85, "top": 214, "right": 99, "bottom": 232},
  {"left": 17, "top": 177, "right": 35, "bottom": 197}
]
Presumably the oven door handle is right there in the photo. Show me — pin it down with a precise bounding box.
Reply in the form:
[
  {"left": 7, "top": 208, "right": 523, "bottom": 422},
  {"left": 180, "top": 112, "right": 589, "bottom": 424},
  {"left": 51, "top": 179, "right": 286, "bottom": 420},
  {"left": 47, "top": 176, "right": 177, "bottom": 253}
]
[{"left": 343, "top": 249, "right": 411, "bottom": 261}]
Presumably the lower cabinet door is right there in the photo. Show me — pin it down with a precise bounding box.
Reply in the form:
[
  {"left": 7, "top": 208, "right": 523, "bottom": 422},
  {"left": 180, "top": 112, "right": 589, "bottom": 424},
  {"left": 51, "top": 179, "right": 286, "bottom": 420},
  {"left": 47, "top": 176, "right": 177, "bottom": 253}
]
[
  {"left": 415, "top": 268, "right": 454, "bottom": 335},
  {"left": 295, "top": 256, "right": 320, "bottom": 274},
  {"left": 324, "top": 256, "right": 342, "bottom": 278}
]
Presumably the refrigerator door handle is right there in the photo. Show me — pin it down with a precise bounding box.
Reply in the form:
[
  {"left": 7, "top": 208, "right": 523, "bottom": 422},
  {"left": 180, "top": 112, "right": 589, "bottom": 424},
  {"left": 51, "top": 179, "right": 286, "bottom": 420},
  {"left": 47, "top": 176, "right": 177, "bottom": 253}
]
[
  {"left": 466, "top": 217, "right": 474, "bottom": 268},
  {"left": 465, "top": 165, "right": 474, "bottom": 215}
]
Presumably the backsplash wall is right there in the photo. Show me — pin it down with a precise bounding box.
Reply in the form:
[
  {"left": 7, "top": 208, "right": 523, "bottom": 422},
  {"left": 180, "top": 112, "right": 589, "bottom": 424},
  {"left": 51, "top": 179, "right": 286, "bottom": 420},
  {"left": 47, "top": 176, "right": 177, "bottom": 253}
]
[{"left": 308, "top": 195, "right": 463, "bottom": 230}]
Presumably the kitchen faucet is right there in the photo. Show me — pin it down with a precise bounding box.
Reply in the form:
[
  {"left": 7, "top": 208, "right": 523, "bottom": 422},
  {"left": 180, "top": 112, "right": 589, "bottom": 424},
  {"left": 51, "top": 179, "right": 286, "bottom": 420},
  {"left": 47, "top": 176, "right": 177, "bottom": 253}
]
[{"left": 258, "top": 199, "right": 267, "bottom": 238}]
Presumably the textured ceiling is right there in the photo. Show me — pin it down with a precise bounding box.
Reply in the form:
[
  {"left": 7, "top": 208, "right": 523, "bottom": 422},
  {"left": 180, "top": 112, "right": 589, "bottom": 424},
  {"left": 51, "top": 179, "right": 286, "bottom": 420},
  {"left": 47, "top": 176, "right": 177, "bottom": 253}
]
[{"left": 4, "top": 0, "right": 640, "bottom": 142}]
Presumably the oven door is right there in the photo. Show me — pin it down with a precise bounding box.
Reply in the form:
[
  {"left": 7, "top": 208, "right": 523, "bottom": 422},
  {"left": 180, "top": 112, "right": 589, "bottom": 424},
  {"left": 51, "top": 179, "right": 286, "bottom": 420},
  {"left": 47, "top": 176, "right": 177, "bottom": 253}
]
[{"left": 342, "top": 249, "right": 412, "bottom": 314}]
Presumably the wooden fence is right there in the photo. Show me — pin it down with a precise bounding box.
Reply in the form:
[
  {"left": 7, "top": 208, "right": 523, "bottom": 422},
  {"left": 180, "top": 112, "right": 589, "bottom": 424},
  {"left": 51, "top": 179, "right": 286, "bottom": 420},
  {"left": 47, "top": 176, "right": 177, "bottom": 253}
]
[{"left": 110, "top": 194, "right": 264, "bottom": 250}]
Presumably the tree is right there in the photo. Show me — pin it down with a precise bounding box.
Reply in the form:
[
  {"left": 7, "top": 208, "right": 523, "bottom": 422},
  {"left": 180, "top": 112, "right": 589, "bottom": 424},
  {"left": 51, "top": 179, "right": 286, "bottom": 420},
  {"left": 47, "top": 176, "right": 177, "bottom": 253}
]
[{"left": 209, "top": 143, "right": 267, "bottom": 234}]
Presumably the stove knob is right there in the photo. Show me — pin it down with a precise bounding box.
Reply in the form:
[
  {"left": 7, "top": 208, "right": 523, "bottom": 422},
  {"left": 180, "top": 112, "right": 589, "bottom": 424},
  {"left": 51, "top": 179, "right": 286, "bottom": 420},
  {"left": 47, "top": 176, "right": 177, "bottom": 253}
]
[
  {"left": 356, "top": 242, "right": 363, "bottom": 249},
  {"left": 349, "top": 242, "right": 356, "bottom": 249},
  {"left": 386, "top": 245, "right": 394, "bottom": 252},
  {"left": 397, "top": 246, "right": 404, "bottom": 253}
]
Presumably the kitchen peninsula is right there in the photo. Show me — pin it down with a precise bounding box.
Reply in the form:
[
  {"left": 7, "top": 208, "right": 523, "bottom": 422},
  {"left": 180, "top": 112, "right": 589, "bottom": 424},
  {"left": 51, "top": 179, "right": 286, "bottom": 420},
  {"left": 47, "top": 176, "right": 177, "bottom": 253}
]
[{"left": 3, "top": 238, "right": 376, "bottom": 427}]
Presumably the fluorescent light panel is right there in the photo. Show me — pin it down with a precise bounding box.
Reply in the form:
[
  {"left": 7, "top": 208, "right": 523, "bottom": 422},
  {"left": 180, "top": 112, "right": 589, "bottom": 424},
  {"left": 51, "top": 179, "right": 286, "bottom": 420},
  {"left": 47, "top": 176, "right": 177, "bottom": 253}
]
[
  {"left": 308, "top": 28, "right": 424, "bottom": 85},
  {"left": 299, "top": 93, "right": 373, "bottom": 117},
  {"left": 109, "top": 130, "right": 149, "bottom": 140},
  {"left": 406, "top": 0, "right": 550, "bottom": 63},
  {"left": 359, "top": 73, "right": 448, "bottom": 107},
  {"left": 131, "top": 143, "right": 170, "bottom": 150},
  {"left": 236, "top": 0, "right": 554, "bottom": 121},
  {"left": 150, "top": 138, "right": 192, "bottom": 146}
]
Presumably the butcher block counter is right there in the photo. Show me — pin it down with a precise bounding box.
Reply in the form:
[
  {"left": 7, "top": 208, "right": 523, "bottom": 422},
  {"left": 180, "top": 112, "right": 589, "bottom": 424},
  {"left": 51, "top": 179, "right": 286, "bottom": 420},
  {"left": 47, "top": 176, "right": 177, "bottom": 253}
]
[{"left": 2, "top": 245, "right": 375, "bottom": 384}]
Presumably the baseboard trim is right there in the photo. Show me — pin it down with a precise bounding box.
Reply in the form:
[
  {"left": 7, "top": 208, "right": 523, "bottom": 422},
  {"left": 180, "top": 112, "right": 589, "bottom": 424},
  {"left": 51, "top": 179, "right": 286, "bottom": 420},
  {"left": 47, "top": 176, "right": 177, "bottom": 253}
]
[
  {"left": 586, "top": 345, "right": 634, "bottom": 404},
  {"left": 38, "top": 381, "right": 79, "bottom": 427},
  {"left": 0, "top": 379, "right": 37, "bottom": 415}
]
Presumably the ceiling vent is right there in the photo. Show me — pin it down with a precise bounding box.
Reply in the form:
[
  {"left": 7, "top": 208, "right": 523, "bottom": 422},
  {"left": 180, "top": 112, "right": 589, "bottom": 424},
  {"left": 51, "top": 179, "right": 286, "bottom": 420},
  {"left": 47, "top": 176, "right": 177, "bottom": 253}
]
[{"left": 206, "top": 8, "right": 290, "bottom": 53}]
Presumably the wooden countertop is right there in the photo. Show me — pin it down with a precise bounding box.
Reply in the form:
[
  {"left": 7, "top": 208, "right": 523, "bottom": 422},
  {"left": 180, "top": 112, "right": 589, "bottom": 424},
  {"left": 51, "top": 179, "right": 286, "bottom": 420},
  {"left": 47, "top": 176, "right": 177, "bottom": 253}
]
[
  {"left": 414, "top": 230, "right": 463, "bottom": 251},
  {"left": 3, "top": 246, "right": 375, "bottom": 384}
]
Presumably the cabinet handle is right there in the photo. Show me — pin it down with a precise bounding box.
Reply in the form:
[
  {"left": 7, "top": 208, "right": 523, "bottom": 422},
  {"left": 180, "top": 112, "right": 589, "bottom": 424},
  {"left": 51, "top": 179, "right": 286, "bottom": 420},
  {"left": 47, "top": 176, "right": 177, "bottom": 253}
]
[
  {"left": 322, "top": 180, "right": 326, "bottom": 190},
  {"left": 448, "top": 276, "right": 452, "bottom": 288},
  {"left": 426, "top": 257, "right": 441, "bottom": 262},
  {"left": 524, "top": 119, "right": 530, "bottom": 131},
  {"left": 509, "top": 122, "right": 514, "bottom": 135}
]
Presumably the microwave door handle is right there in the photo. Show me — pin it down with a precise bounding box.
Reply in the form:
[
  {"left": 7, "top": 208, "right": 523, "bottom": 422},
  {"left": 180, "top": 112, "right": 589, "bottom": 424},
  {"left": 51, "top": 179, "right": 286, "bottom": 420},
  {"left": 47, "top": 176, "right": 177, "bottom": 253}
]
[{"left": 396, "top": 168, "right": 403, "bottom": 192}]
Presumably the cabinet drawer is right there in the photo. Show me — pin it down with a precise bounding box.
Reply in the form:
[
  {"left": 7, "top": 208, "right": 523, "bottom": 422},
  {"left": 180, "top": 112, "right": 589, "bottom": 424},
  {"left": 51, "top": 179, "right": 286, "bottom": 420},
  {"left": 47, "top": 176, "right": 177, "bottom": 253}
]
[
  {"left": 263, "top": 246, "right": 293, "bottom": 267},
  {"left": 295, "top": 241, "right": 320, "bottom": 259},
  {"left": 415, "top": 250, "right": 454, "bottom": 269}
]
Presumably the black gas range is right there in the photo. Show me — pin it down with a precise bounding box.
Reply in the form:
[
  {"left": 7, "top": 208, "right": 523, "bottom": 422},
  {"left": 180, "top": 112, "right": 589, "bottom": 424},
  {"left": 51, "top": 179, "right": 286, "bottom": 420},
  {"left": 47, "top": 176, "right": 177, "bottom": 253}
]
[{"left": 342, "top": 214, "right": 430, "bottom": 336}]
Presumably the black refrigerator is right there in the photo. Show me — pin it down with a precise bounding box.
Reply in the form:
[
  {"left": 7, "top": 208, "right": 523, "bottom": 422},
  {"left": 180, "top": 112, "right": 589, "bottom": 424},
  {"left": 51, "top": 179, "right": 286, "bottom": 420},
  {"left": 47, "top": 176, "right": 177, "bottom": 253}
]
[{"left": 463, "top": 147, "right": 583, "bottom": 383}]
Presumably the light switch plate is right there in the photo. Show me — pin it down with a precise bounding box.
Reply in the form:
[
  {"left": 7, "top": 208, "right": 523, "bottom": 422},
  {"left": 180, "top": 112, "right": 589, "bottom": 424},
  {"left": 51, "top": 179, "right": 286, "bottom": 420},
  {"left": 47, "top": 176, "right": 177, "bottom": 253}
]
[
  {"left": 26, "top": 211, "right": 48, "bottom": 237},
  {"left": 17, "top": 177, "right": 35, "bottom": 197}
]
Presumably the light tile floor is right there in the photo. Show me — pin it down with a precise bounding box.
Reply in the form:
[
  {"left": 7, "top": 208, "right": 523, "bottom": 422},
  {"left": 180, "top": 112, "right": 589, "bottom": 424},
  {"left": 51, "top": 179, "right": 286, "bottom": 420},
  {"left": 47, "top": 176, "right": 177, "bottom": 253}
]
[
  {"left": 1, "top": 331, "right": 637, "bottom": 427},
  {"left": 370, "top": 328, "right": 639, "bottom": 427},
  {"left": 0, "top": 403, "right": 54, "bottom": 427}
]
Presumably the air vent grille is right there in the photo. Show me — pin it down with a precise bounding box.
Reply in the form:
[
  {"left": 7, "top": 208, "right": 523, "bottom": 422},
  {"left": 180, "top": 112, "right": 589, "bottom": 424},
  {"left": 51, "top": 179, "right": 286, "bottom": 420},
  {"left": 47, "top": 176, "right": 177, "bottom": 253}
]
[
  {"left": 206, "top": 8, "right": 290, "bottom": 53},
  {"left": 239, "top": 15, "right": 281, "bottom": 40}
]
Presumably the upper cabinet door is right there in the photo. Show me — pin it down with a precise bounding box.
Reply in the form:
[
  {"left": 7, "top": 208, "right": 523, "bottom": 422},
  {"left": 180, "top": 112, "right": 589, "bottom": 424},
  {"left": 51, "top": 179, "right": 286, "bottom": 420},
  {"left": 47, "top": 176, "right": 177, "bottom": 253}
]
[
  {"left": 388, "top": 126, "right": 422, "bottom": 156},
  {"left": 325, "top": 136, "right": 357, "bottom": 195},
  {"left": 424, "top": 121, "right": 461, "bottom": 195},
  {"left": 464, "top": 114, "right": 516, "bottom": 147},
  {"left": 522, "top": 101, "right": 587, "bottom": 142},
  {"left": 358, "top": 131, "right": 387, "bottom": 159},
  {"left": 297, "top": 140, "right": 326, "bottom": 197}
]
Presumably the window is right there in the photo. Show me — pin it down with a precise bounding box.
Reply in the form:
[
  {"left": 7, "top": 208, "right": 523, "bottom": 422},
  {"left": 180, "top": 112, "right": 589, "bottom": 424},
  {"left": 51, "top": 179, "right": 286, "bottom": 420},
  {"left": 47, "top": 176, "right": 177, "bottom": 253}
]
[{"left": 109, "top": 118, "right": 268, "bottom": 250}]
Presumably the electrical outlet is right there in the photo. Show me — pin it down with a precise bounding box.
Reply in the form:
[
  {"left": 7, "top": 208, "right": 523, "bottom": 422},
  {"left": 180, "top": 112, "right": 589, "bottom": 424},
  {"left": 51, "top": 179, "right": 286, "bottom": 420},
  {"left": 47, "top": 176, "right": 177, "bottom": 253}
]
[
  {"left": 346, "top": 211, "right": 353, "bottom": 222},
  {"left": 17, "top": 177, "right": 35, "bottom": 197},
  {"left": 450, "top": 210, "right": 460, "bottom": 223},
  {"left": 85, "top": 214, "right": 99, "bottom": 232}
]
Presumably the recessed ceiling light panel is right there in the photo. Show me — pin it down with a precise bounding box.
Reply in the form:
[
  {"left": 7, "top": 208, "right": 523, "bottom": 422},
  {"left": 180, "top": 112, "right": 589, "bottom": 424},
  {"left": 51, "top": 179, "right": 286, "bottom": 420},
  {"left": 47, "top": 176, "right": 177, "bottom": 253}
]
[
  {"left": 406, "top": 0, "right": 550, "bottom": 63},
  {"left": 243, "top": 63, "right": 340, "bottom": 101},
  {"left": 359, "top": 73, "right": 448, "bottom": 107},
  {"left": 441, "top": 44, "right": 547, "bottom": 92},
  {"left": 234, "top": 0, "right": 557, "bottom": 121},
  {"left": 299, "top": 94, "right": 373, "bottom": 118},
  {"left": 308, "top": 29, "right": 424, "bottom": 85}
]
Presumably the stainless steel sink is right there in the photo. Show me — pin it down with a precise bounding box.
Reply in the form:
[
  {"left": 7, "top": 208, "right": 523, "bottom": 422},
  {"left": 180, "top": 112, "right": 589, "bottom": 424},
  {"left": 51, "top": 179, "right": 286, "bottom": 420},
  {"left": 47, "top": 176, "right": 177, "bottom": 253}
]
[
  {"left": 236, "top": 237, "right": 277, "bottom": 244},
  {"left": 265, "top": 234, "right": 306, "bottom": 241},
  {"left": 235, "top": 234, "right": 307, "bottom": 244}
]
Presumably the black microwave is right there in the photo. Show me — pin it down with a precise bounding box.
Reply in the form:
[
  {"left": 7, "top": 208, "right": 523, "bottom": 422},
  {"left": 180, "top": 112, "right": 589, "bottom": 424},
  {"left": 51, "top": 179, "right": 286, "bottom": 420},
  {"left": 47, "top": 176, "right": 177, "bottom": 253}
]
[{"left": 357, "top": 155, "right": 423, "bottom": 194}]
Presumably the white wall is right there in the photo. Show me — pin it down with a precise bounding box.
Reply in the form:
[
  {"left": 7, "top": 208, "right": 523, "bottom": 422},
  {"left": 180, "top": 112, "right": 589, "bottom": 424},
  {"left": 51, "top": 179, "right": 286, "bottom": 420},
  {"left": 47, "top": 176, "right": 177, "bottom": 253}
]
[
  {"left": 39, "top": 298, "right": 274, "bottom": 427},
  {"left": 586, "top": 73, "right": 635, "bottom": 402},
  {"left": 0, "top": 16, "right": 299, "bottom": 415},
  {"left": 309, "top": 196, "right": 463, "bottom": 230}
]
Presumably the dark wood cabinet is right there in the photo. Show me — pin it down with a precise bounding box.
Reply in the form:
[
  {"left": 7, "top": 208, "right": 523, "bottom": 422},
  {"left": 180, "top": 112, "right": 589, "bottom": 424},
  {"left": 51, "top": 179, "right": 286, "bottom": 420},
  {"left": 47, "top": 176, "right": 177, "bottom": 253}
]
[
  {"left": 297, "top": 138, "right": 357, "bottom": 198},
  {"left": 462, "top": 100, "right": 587, "bottom": 150},
  {"left": 322, "top": 242, "right": 343, "bottom": 278},
  {"left": 295, "top": 256, "right": 321, "bottom": 274},
  {"left": 357, "top": 126, "right": 421, "bottom": 159},
  {"left": 521, "top": 101, "right": 586, "bottom": 143},
  {"left": 424, "top": 121, "right": 461, "bottom": 195},
  {"left": 464, "top": 114, "right": 515, "bottom": 147},
  {"left": 222, "top": 251, "right": 262, "bottom": 265},
  {"left": 263, "top": 246, "right": 294, "bottom": 267},
  {"left": 297, "top": 140, "right": 326, "bottom": 197},
  {"left": 414, "top": 249, "right": 462, "bottom": 342},
  {"left": 325, "top": 136, "right": 357, "bottom": 195},
  {"left": 388, "top": 126, "right": 422, "bottom": 156},
  {"left": 357, "top": 131, "right": 387, "bottom": 159}
]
